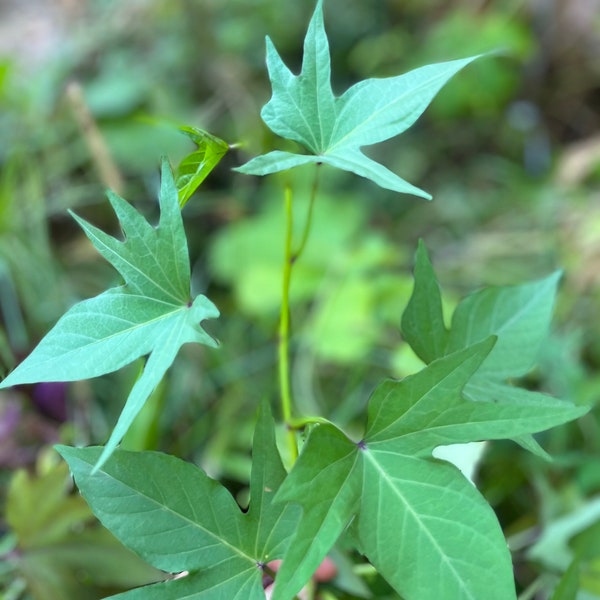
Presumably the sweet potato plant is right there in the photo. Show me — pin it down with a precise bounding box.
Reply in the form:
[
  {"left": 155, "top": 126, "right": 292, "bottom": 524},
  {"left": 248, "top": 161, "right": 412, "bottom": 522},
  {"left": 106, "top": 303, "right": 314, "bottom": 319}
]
[{"left": 0, "top": 2, "right": 587, "bottom": 598}]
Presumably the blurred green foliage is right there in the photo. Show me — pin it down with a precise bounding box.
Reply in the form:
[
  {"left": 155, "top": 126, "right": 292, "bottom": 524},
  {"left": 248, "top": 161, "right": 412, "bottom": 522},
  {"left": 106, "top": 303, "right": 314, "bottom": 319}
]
[{"left": 0, "top": 0, "right": 599, "bottom": 598}]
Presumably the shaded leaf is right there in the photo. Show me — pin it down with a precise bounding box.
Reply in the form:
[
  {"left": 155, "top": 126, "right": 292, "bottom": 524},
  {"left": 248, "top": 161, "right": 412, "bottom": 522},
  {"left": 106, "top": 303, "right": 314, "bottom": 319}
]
[
  {"left": 401, "top": 239, "right": 448, "bottom": 363},
  {"left": 278, "top": 332, "right": 585, "bottom": 599},
  {"left": 272, "top": 425, "right": 361, "bottom": 600},
  {"left": 402, "top": 243, "right": 583, "bottom": 460},
  {"left": 447, "top": 271, "right": 562, "bottom": 380},
  {"left": 276, "top": 342, "right": 517, "bottom": 600},
  {"left": 550, "top": 558, "right": 581, "bottom": 600}
]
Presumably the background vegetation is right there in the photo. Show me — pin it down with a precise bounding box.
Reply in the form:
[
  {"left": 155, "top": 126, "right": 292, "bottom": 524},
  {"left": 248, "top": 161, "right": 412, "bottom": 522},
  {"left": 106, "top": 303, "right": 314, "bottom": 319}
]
[{"left": 0, "top": 0, "right": 599, "bottom": 598}]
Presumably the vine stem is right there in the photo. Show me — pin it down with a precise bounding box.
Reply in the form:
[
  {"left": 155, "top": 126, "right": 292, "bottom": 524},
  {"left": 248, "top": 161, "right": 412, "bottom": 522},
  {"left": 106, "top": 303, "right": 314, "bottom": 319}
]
[
  {"left": 278, "top": 184, "right": 297, "bottom": 463},
  {"left": 278, "top": 165, "right": 321, "bottom": 465}
]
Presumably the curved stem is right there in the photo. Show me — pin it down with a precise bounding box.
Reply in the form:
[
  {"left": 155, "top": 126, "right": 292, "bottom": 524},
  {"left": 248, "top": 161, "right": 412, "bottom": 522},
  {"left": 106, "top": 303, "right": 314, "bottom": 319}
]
[{"left": 292, "top": 164, "right": 320, "bottom": 262}]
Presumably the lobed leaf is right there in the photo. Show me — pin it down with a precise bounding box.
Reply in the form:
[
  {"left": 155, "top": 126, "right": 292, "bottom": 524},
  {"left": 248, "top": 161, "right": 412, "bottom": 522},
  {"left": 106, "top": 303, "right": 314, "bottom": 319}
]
[
  {"left": 1, "top": 160, "right": 219, "bottom": 469},
  {"left": 236, "top": 0, "right": 483, "bottom": 197},
  {"left": 276, "top": 344, "right": 519, "bottom": 600},
  {"left": 56, "top": 402, "right": 300, "bottom": 599},
  {"left": 276, "top": 253, "right": 587, "bottom": 599},
  {"left": 401, "top": 242, "right": 585, "bottom": 461}
]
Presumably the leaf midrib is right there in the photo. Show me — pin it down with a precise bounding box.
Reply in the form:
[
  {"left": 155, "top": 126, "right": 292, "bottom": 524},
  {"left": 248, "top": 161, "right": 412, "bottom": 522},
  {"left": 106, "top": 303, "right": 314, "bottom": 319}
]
[
  {"left": 88, "top": 458, "right": 257, "bottom": 567},
  {"left": 32, "top": 300, "right": 186, "bottom": 369},
  {"left": 328, "top": 69, "right": 453, "bottom": 152},
  {"left": 86, "top": 221, "right": 187, "bottom": 305},
  {"left": 362, "top": 449, "right": 478, "bottom": 600}
]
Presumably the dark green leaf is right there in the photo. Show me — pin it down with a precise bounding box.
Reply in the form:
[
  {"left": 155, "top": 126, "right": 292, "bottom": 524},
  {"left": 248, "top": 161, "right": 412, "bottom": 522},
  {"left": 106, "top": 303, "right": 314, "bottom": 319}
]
[
  {"left": 401, "top": 239, "right": 449, "bottom": 363},
  {"left": 272, "top": 424, "right": 361, "bottom": 600},
  {"left": 356, "top": 448, "right": 514, "bottom": 600},
  {"left": 55, "top": 402, "right": 299, "bottom": 599},
  {"left": 550, "top": 558, "right": 580, "bottom": 600},
  {"left": 447, "top": 271, "right": 562, "bottom": 380}
]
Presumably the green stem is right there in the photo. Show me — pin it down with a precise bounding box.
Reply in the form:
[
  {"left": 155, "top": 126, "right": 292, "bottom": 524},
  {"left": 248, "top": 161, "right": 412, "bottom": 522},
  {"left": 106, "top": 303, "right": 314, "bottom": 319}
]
[
  {"left": 278, "top": 165, "right": 321, "bottom": 465},
  {"left": 292, "top": 164, "right": 320, "bottom": 261},
  {"left": 279, "top": 184, "right": 298, "bottom": 463}
]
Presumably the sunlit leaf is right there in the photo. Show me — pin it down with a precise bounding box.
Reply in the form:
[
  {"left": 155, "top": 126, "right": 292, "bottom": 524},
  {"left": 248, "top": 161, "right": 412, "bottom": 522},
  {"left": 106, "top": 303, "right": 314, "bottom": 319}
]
[
  {"left": 176, "top": 127, "right": 229, "bottom": 207},
  {"left": 236, "top": 0, "right": 483, "bottom": 197},
  {"left": 0, "top": 160, "right": 219, "bottom": 469}
]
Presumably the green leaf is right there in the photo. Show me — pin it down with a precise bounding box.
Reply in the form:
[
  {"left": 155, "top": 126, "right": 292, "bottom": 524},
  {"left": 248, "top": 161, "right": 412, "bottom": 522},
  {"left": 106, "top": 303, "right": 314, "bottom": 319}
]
[
  {"left": 176, "top": 127, "right": 229, "bottom": 208},
  {"left": 366, "top": 345, "right": 587, "bottom": 454},
  {"left": 236, "top": 0, "right": 483, "bottom": 197},
  {"left": 447, "top": 271, "right": 562, "bottom": 380},
  {"left": 278, "top": 335, "right": 586, "bottom": 600},
  {"left": 551, "top": 558, "right": 581, "bottom": 600},
  {"left": 277, "top": 342, "right": 517, "bottom": 600},
  {"left": 55, "top": 402, "right": 300, "bottom": 599},
  {"left": 356, "top": 449, "right": 513, "bottom": 600},
  {"left": 0, "top": 160, "right": 219, "bottom": 469},
  {"left": 272, "top": 424, "right": 361, "bottom": 600},
  {"left": 247, "top": 401, "right": 301, "bottom": 561},
  {"left": 402, "top": 243, "right": 585, "bottom": 460},
  {"left": 401, "top": 239, "right": 449, "bottom": 363}
]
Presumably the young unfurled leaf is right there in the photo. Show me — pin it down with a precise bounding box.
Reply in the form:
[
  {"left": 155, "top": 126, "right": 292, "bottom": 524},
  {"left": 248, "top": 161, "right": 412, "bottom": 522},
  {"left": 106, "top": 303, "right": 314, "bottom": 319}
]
[
  {"left": 236, "top": 0, "right": 483, "bottom": 198},
  {"left": 176, "top": 127, "right": 229, "bottom": 208},
  {"left": 0, "top": 160, "right": 219, "bottom": 470},
  {"left": 55, "top": 402, "right": 300, "bottom": 599}
]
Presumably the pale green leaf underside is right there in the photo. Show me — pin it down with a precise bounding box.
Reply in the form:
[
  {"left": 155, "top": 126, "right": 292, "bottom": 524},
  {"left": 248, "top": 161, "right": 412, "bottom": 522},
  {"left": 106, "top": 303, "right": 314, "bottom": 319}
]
[
  {"left": 1, "top": 160, "right": 219, "bottom": 470},
  {"left": 0, "top": 293, "right": 217, "bottom": 385},
  {"left": 236, "top": 0, "right": 483, "bottom": 197}
]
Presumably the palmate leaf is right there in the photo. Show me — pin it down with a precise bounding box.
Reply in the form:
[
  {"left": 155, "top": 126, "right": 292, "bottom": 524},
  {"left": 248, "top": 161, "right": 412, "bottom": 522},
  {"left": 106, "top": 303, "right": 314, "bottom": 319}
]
[
  {"left": 271, "top": 246, "right": 588, "bottom": 600},
  {"left": 56, "top": 402, "right": 300, "bottom": 599},
  {"left": 401, "top": 241, "right": 585, "bottom": 458},
  {"left": 236, "top": 0, "right": 482, "bottom": 198},
  {"left": 0, "top": 160, "right": 219, "bottom": 470},
  {"left": 273, "top": 339, "right": 586, "bottom": 600}
]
